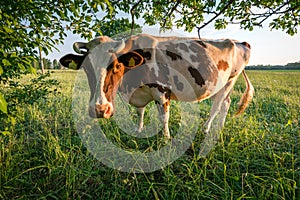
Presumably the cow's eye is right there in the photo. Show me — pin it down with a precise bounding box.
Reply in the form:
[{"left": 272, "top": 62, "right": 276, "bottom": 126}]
[{"left": 113, "top": 64, "right": 122, "bottom": 73}]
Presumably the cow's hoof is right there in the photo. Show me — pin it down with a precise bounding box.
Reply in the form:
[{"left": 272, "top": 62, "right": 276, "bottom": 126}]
[
  {"left": 202, "top": 126, "right": 209, "bottom": 134},
  {"left": 135, "top": 126, "right": 143, "bottom": 133},
  {"left": 163, "top": 135, "right": 173, "bottom": 144}
]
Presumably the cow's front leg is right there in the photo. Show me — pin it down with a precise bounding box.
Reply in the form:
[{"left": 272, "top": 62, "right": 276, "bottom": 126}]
[
  {"left": 155, "top": 101, "right": 171, "bottom": 139},
  {"left": 136, "top": 107, "right": 145, "bottom": 132}
]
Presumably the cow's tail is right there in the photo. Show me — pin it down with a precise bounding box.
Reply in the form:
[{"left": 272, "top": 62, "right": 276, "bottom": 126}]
[{"left": 234, "top": 70, "right": 254, "bottom": 116}]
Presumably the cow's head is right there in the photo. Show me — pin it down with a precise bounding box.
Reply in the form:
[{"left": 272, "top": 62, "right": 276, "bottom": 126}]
[{"left": 59, "top": 37, "right": 144, "bottom": 118}]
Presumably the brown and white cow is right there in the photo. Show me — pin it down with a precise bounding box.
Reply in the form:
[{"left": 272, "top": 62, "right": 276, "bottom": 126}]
[{"left": 60, "top": 34, "right": 254, "bottom": 139}]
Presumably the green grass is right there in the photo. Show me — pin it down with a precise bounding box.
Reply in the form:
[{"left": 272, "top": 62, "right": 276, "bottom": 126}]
[{"left": 0, "top": 70, "right": 299, "bottom": 199}]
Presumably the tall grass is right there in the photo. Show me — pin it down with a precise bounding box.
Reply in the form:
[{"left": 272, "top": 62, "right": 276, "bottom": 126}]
[{"left": 0, "top": 70, "right": 299, "bottom": 199}]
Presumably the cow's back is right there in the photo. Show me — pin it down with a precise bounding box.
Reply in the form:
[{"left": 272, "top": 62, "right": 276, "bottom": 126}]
[{"left": 121, "top": 35, "right": 237, "bottom": 102}]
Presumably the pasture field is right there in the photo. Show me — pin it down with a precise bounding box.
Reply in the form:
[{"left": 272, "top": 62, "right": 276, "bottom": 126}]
[{"left": 0, "top": 70, "right": 299, "bottom": 199}]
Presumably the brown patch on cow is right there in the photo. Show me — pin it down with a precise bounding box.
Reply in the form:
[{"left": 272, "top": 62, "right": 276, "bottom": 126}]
[
  {"left": 197, "top": 91, "right": 211, "bottom": 101},
  {"left": 103, "top": 57, "right": 125, "bottom": 102},
  {"left": 228, "top": 74, "right": 235, "bottom": 79},
  {"left": 170, "top": 92, "right": 178, "bottom": 100},
  {"left": 188, "top": 66, "right": 205, "bottom": 87},
  {"left": 166, "top": 50, "right": 182, "bottom": 61},
  {"left": 242, "top": 42, "right": 251, "bottom": 49},
  {"left": 217, "top": 60, "right": 229, "bottom": 71},
  {"left": 196, "top": 40, "right": 207, "bottom": 48},
  {"left": 163, "top": 101, "right": 170, "bottom": 111}
]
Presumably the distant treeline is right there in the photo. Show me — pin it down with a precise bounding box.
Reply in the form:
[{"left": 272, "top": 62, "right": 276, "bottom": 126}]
[{"left": 246, "top": 61, "right": 300, "bottom": 70}]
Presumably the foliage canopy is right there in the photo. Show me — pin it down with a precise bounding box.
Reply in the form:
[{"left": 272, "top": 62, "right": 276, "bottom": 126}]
[
  {"left": 117, "top": 0, "right": 299, "bottom": 35},
  {"left": 1, "top": 0, "right": 299, "bottom": 79},
  {"left": 0, "top": 0, "right": 299, "bottom": 116}
]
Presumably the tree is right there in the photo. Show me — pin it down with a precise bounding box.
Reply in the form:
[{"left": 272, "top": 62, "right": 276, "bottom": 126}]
[
  {"left": 0, "top": 0, "right": 112, "bottom": 116},
  {"left": 42, "top": 58, "right": 53, "bottom": 70},
  {"left": 96, "top": 18, "right": 143, "bottom": 39},
  {"left": 52, "top": 59, "right": 60, "bottom": 69},
  {"left": 1, "top": 0, "right": 299, "bottom": 116},
  {"left": 114, "top": 0, "right": 299, "bottom": 36},
  {"left": 0, "top": 0, "right": 112, "bottom": 83}
]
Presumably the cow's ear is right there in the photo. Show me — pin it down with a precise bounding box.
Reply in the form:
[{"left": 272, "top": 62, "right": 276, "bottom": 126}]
[
  {"left": 59, "top": 54, "right": 85, "bottom": 70},
  {"left": 118, "top": 51, "right": 144, "bottom": 68}
]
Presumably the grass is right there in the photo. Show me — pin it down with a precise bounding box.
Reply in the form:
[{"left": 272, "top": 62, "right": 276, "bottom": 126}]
[{"left": 0, "top": 70, "right": 299, "bottom": 199}]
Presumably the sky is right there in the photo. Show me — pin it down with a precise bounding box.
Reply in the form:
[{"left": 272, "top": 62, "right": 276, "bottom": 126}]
[{"left": 47, "top": 23, "right": 300, "bottom": 66}]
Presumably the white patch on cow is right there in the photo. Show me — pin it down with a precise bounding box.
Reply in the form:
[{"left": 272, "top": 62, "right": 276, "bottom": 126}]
[
  {"left": 148, "top": 63, "right": 160, "bottom": 78},
  {"left": 208, "top": 65, "right": 215, "bottom": 73},
  {"left": 88, "top": 45, "right": 112, "bottom": 70},
  {"left": 84, "top": 44, "right": 118, "bottom": 111},
  {"left": 156, "top": 81, "right": 172, "bottom": 90},
  {"left": 214, "top": 76, "right": 226, "bottom": 94},
  {"left": 97, "top": 68, "right": 109, "bottom": 105}
]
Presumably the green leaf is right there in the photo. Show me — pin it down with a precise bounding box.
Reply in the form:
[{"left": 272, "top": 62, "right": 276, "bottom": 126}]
[
  {"left": 2, "top": 59, "right": 11, "bottom": 66},
  {"left": 285, "top": 119, "right": 292, "bottom": 127},
  {"left": 1, "top": 130, "right": 10, "bottom": 136},
  {"left": 10, "top": 116, "right": 16, "bottom": 126},
  {"left": 3, "top": 26, "right": 14, "bottom": 33},
  {"left": 18, "top": 63, "right": 26, "bottom": 71},
  {"left": 28, "top": 66, "right": 37, "bottom": 74},
  {"left": 0, "top": 66, "right": 3, "bottom": 75},
  {"left": 0, "top": 92, "right": 8, "bottom": 114}
]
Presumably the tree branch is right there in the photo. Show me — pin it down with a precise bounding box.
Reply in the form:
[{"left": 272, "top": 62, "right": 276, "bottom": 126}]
[
  {"left": 256, "top": 0, "right": 290, "bottom": 26},
  {"left": 196, "top": 0, "right": 235, "bottom": 39},
  {"left": 161, "top": 0, "right": 181, "bottom": 30},
  {"left": 130, "top": 0, "right": 143, "bottom": 36},
  {"left": 224, "top": 0, "right": 298, "bottom": 30}
]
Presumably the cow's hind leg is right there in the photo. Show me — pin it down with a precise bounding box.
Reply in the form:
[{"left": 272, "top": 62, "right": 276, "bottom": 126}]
[
  {"left": 203, "top": 89, "right": 227, "bottom": 133},
  {"left": 218, "top": 92, "right": 232, "bottom": 130},
  {"left": 155, "top": 100, "right": 171, "bottom": 139},
  {"left": 203, "top": 78, "right": 237, "bottom": 133},
  {"left": 199, "top": 80, "right": 235, "bottom": 157}
]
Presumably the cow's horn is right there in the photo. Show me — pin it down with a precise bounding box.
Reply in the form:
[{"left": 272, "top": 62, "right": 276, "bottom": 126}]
[
  {"left": 73, "top": 42, "right": 88, "bottom": 54},
  {"left": 109, "top": 40, "right": 125, "bottom": 53}
]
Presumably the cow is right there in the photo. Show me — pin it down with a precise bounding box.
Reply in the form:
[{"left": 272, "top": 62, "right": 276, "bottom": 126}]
[{"left": 59, "top": 34, "right": 254, "bottom": 139}]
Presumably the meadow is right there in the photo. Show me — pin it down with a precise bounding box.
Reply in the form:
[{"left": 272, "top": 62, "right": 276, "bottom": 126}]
[{"left": 0, "top": 70, "right": 299, "bottom": 199}]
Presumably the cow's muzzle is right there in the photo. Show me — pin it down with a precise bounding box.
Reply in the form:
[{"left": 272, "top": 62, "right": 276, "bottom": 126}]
[{"left": 89, "top": 103, "right": 113, "bottom": 119}]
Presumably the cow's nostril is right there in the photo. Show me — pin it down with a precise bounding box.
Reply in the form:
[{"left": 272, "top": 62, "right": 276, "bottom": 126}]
[
  {"left": 105, "top": 105, "right": 111, "bottom": 115},
  {"left": 95, "top": 104, "right": 113, "bottom": 118}
]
